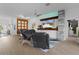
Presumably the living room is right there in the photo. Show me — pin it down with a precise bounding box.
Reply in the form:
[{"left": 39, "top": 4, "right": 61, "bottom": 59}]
[{"left": 0, "top": 3, "right": 79, "bottom": 55}]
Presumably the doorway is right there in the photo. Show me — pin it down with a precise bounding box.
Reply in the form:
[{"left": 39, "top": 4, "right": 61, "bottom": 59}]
[{"left": 68, "top": 19, "right": 78, "bottom": 37}]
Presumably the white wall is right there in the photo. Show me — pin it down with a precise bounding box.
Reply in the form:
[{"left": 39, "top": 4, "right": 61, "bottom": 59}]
[{"left": 65, "top": 8, "right": 79, "bottom": 20}]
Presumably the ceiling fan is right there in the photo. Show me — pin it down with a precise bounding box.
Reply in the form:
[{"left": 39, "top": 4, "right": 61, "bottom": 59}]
[{"left": 45, "top": 3, "right": 51, "bottom": 6}]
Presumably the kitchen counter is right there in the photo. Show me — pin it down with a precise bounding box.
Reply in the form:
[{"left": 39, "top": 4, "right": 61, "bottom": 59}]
[{"left": 36, "top": 30, "right": 57, "bottom": 39}]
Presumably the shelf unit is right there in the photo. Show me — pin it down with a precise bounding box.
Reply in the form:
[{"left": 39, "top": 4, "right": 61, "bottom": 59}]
[{"left": 17, "top": 18, "right": 28, "bottom": 34}]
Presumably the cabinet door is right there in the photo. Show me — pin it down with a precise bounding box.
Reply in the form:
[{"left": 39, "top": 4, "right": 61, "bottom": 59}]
[{"left": 17, "top": 18, "right": 28, "bottom": 34}]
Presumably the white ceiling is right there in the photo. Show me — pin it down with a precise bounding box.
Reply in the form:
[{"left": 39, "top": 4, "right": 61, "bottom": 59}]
[{"left": 0, "top": 3, "right": 79, "bottom": 17}]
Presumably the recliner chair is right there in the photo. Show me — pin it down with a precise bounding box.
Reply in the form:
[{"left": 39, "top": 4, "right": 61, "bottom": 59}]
[{"left": 20, "top": 29, "right": 35, "bottom": 41}]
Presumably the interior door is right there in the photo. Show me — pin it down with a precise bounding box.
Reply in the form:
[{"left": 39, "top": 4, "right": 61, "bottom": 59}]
[{"left": 17, "top": 18, "right": 28, "bottom": 34}]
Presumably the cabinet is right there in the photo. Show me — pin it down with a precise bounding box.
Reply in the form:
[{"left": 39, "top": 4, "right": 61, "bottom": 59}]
[{"left": 17, "top": 18, "right": 28, "bottom": 34}]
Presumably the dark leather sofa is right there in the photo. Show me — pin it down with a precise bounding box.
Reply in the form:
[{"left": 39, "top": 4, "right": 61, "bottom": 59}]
[{"left": 32, "top": 32, "right": 49, "bottom": 49}]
